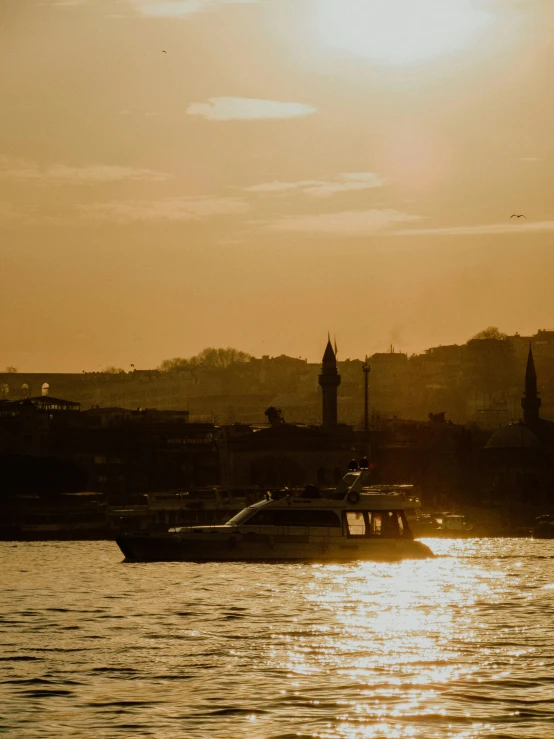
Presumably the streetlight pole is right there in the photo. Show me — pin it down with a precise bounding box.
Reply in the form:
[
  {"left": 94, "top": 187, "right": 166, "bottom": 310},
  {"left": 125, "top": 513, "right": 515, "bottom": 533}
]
[{"left": 362, "top": 357, "right": 370, "bottom": 433}]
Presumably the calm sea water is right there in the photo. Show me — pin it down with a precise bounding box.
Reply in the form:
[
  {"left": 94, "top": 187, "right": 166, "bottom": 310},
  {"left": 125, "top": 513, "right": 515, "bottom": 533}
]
[{"left": 1, "top": 539, "right": 554, "bottom": 739}]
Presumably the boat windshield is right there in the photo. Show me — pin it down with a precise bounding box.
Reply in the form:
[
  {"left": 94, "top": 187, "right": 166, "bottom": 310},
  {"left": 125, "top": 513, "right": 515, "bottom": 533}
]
[{"left": 225, "top": 508, "right": 258, "bottom": 526}]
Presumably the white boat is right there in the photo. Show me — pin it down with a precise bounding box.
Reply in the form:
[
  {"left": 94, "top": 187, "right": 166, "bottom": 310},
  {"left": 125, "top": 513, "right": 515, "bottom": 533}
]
[
  {"left": 115, "top": 468, "right": 434, "bottom": 562},
  {"left": 440, "top": 513, "right": 474, "bottom": 533}
]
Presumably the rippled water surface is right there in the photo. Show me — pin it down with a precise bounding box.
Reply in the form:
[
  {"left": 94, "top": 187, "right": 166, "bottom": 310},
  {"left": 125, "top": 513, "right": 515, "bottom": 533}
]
[{"left": 2, "top": 539, "right": 554, "bottom": 738}]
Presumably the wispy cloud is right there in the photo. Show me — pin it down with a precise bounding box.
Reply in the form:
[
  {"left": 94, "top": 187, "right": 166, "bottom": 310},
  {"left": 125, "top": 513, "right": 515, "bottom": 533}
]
[
  {"left": 78, "top": 196, "right": 249, "bottom": 222},
  {"left": 37, "top": 0, "right": 88, "bottom": 6},
  {"left": 0, "top": 160, "right": 173, "bottom": 184},
  {"left": 187, "top": 97, "right": 316, "bottom": 121},
  {"left": 117, "top": 110, "right": 162, "bottom": 117},
  {"left": 246, "top": 172, "right": 385, "bottom": 197},
  {"left": 267, "top": 209, "right": 422, "bottom": 235},
  {"left": 395, "top": 221, "right": 554, "bottom": 236},
  {"left": 0, "top": 202, "right": 70, "bottom": 227},
  {"left": 130, "top": 0, "right": 260, "bottom": 18}
]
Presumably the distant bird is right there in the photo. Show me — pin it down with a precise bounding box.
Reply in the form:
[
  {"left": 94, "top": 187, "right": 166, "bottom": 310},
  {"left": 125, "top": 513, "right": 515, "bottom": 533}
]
[
  {"left": 510, "top": 214, "right": 527, "bottom": 219},
  {"left": 162, "top": 50, "right": 167, "bottom": 53}
]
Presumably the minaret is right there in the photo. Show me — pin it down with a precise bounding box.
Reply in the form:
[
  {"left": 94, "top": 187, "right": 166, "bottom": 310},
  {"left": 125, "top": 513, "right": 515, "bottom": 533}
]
[
  {"left": 319, "top": 337, "right": 341, "bottom": 433},
  {"left": 521, "top": 344, "right": 541, "bottom": 425}
]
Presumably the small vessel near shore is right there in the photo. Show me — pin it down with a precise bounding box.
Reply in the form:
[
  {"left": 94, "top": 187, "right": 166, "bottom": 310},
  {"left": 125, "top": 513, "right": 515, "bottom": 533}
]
[
  {"left": 115, "top": 466, "right": 434, "bottom": 562},
  {"left": 533, "top": 514, "right": 554, "bottom": 539},
  {"left": 410, "top": 511, "right": 474, "bottom": 537}
]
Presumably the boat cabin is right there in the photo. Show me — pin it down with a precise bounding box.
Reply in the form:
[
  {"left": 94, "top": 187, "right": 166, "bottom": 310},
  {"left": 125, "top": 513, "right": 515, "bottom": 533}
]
[{"left": 224, "top": 492, "right": 413, "bottom": 540}]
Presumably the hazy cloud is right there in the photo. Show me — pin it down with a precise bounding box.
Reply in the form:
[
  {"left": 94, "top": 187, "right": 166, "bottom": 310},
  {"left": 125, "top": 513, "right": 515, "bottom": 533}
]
[
  {"left": 78, "top": 196, "right": 249, "bottom": 222},
  {"left": 395, "top": 221, "right": 554, "bottom": 236},
  {"left": 0, "top": 202, "right": 22, "bottom": 223},
  {"left": 246, "top": 181, "right": 319, "bottom": 193},
  {"left": 0, "top": 202, "right": 70, "bottom": 227},
  {"left": 216, "top": 237, "right": 246, "bottom": 245},
  {"left": 0, "top": 160, "right": 173, "bottom": 184},
  {"left": 246, "top": 172, "right": 385, "bottom": 197},
  {"left": 130, "top": 0, "right": 261, "bottom": 18},
  {"left": 117, "top": 110, "right": 161, "bottom": 118},
  {"left": 305, "top": 173, "right": 386, "bottom": 197},
  {"left": 187, "top": 97, "right": 316, "bottom": 121},
  {"left": 267, "top": 208, "right": 422, "bottom": 235},
  {"left": 37, "top": 0, "right": 88, "bottom": 6}
]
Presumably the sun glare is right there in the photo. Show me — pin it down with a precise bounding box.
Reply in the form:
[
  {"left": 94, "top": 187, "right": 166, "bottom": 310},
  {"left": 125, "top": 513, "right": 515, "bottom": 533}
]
[{"left": 316, "top": 0, "right": 492, "bottom": 66}]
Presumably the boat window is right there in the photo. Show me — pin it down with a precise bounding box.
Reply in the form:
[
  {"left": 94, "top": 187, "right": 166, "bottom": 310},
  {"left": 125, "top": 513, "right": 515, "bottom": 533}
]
[
  {"left": 346, "top": 511, "right": 366, "bottom": 536},
  {"left": 371, "top": 512, "right": 382, "bottom": 535},
  {"left": 381, "top": 511, "right": 400, "bottom": 536},
  {"left": 245, "top": 508, "right": 341, "bottom": 527},
  {"left": 370, "top": 511, "right": 404, "bottom": 537}
]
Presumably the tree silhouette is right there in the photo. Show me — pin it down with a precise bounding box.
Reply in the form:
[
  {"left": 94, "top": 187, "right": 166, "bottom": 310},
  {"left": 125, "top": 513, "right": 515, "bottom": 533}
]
[
  {"left": 469, "top": 326, "right": 507, "bottom": 341},
  {"left": 159, "top": 347, "right": 252, "bottom": 371}
]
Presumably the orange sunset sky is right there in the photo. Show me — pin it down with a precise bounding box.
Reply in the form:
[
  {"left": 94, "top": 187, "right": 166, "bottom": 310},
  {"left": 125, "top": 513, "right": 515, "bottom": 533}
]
[{"left": 1, "top": 0, "right": 553, "bottom": 371}]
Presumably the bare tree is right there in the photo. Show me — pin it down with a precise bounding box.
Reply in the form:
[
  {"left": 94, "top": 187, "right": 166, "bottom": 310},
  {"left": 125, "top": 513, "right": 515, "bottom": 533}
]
[
  {"left": 4, "top": 366, "right": 18, "bottom": 373},
  {"left": 102, "top": 366, "right": 125, "bottom": 374}
]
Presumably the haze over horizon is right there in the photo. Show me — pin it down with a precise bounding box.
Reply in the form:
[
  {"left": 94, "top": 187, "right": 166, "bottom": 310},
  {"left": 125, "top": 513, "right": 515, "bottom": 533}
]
[
  {"left": 0, "top": 326, "right": 548, "bottom": 375},
  {"left": 2, "top": 0, "right": 554, "bottom": 373}
]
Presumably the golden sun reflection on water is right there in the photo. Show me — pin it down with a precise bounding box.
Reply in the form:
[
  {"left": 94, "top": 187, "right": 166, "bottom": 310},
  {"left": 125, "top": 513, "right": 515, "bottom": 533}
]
[{"left": 273, "top": 548, "right": 531, "bottom": 738}]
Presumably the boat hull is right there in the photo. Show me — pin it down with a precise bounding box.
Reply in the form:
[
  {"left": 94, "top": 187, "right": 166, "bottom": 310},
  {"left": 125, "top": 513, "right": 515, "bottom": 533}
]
[{"left": 116, "top": 531, "right": 434, "bottom": 562}]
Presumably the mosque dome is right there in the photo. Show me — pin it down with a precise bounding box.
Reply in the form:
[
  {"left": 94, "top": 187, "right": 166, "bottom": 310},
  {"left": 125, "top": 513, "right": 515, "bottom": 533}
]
[{"left": 485, "top": 422, "right": 540, "bottom": 450}]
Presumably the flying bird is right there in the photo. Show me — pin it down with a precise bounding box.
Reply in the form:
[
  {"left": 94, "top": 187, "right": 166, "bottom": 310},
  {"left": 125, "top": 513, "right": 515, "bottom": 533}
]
[
  {"left": 510, "top": 214, "right": 527, "bottom": 219},
  {"left": 162, "top": 50, "right": 167, "bottom": 53}
]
